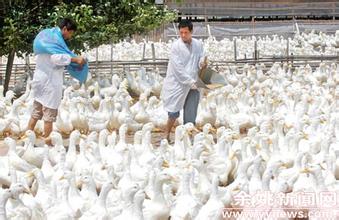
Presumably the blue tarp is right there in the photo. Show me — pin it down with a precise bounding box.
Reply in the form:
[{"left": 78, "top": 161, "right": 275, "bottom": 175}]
[{"left": 33, "top": 27, "right": 88, "bottom": 83}]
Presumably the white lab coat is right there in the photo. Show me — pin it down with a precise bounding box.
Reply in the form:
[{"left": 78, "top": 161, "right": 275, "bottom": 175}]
[
  {"left": 31, "top": 54, "right": 71, "bottom": 109},
  {"left": 161, "top": 38, "right": 205, "bottom": 112}
]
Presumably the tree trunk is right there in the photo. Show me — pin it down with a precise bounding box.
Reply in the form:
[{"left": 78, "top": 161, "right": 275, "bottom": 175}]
[{"left": 4, "top": 49, "right": 15, "bottom": 96}]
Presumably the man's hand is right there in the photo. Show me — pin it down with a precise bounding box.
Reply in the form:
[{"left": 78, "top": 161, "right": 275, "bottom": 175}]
[
  {"left": 199, "top": 56, "right": 208, "bottom": 69},
  {"left": 200, "top": 62, "right": 207, "bottom": 70},
  {"left": 71, "top": 56, "right": 86, "bottom": 66},
  {"left": 191, "top": 82, "right": 198, "bottom": 90}
]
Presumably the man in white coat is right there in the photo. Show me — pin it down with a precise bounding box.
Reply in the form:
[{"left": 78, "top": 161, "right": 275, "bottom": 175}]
[
  {"left": 27, "top": 18, "right": 85, "bottom": 145},
  {"left": 161, "top": 20, "right": 207, "bottom": 141}
]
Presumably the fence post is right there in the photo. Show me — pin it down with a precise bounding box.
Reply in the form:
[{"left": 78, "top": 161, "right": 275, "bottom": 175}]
[
  {"left": 252, "top": 16, "right": 255, "bottom": 36},
  {"left": 95, "top": 47, "right": 98, "bottom": 77},
  {"left": 173, "top": 22, "right": 179, "bottom": 38},
  {"left": 151, "top": 43, "right": 156, "bottom": 71},
  {"left": 111, "top": 41, "right": 114, "bottom": 75},
  {"left": 14, "top": 64, "right": 17, "bottom": 85},
  {"left": 233, "top": 38, "right": 237, "bottom": 61},
  {"left": 254, "top": 39, "right": 258, "bottom": 60},
  {"left": 151, "top": 43, "right": 156, "bottom": 62},
  {"left": 333, "top": 2, "right": 335, "bottom": 20},
  {"left": 142, "top": 42, "right": 146, "bottom": 60},
  {"left": 207, "top": 24, "right": 212, "bottom": 38},
  {"left": 286, "top": 38, "right": 289, "bottom": 57},
  {"left": 25, "top": 55, "right": 31, "bottom": 83}
]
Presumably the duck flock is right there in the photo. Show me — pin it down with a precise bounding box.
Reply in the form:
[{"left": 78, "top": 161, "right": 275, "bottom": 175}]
[
  {"left": 85, "top": 30, "right": 339, "bottom": 61},
  {"left": 0, "top": 30, "right": 338, "bottom": 220},
  {"left": 7, "top": 29, "right": 339, "bottom": 65}
]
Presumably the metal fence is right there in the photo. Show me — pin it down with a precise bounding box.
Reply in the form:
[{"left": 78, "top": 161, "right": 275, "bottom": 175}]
[
  {"left": 165, "top": 1, "right": 339, "bottom": 19},
  {"left": 1, "top": 54, "right": 339, "bottom": 91},
  {"left": 2, "top": 17, "right": 339, "bottom": 89},
  {"left": 0, "top": 59, "right": 170, "bottom": 89}
]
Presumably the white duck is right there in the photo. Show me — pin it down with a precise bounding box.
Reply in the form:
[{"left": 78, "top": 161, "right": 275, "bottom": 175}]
[
  {"left": 21, "top": 130, "right": 46, "bottom": 168},
  {"left": 171, "top": 171, "right": 201, "bottom": 220},
  {"left": 129, "top": 146, "right": 148, "bottom": 183},
  {"left": 117, "top": 98, "right": 142, "bottom": 132},
  {"left": 9, "top": 168, "right": 46, "bottom": 220},
  {"left": 143, "top": 171, "right": 173, "bottom": 220},
  {"left": 69, "top": 97, "right": 89, "bottom": 133},
  {"left": 291, "top": 156, "right": 317, "bottom": 192},
  {"left": 132, "top": 130, "right": 143, "bottom": 156},
  {"left": 78, "top": 173, "right": 98, "bottom": 210},
  {"left": 134, "top": 96, "right": 150, "bottom": 125},
  {"left": 0, "top": 118, "right": 18, "bottom": 138},
  {"left": 3, "top": 90, "right": 15, "bottom": 110},
  {"left": 115, "top": 124, "right": 129, "bottom": 152},
  {"left": 248, "top": 155, "right": 264, "bottom": 194},
  {"left": 72, "top": 139, "right": 91, "bottom": 178},
  {"left": 4, "top": 137, "right": 36, "bottom": 172},
  {"left": 114, "top": 184, "right": 139, "bottom": 220},
  {"left": 65, "top": 130, "right": 82, "bottom": 170},
  {"left": 80, "top": 181, "right": 114, "bottom": 220},
  {"left": 55, "top": 104, "right": 73, "bottom": 136},
  {"left": 195, "top": 175, "right": 224, "bottom": 220},
  {"left": 5, "top": 98, "right": 25, "bottom": 136},
  {"left": 196, "top": 98, "right": 217, "bottom": 127},
  {"left": 138, "top": 130, "right": 156, "bottom": 167},
  {"left": 0, "top": 189, "right": 12, "bottom": 220},
  {"left": 48, "top": 131, "right": 66, "bottom": 165},
  {"left": 146, "top": 96, "right": 168, "bottom": 129},
  {"left": 45, "top": 180, "right": 82, "bottom": 220},
  {"left": 29, "top": 168, "right": 56, "bottom": 211},
  {"left": 190, "top": 158, "right": 211, "bottom": 203},
  {"left": 60, "top": 171, "right": 85, "bottom": 213},
  {"left": 172, "top": 125, "right": 189, "bottom": 161},
  {"left": 98, "top": 129, "right": 109, "bottom": 154},
  {"left": 99, "top": 74, "right": 120, "bottom": 98},
  {"left": 40, "top": 149, "right": 54, "bottom": 185},
  {"left": 90, "top": 82, "right": 102, "bottom": 110},
  {"left": 6, "top": 183, "right": 32, "bottom": 220}
]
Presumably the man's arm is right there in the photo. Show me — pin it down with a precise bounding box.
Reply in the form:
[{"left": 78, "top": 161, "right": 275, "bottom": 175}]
[
  {"left": 50, "top": 54, "right": 86, "bottom": 67},
  {"left": 50, "top": 54, "right": 72, "bottom": 66},
  {"left": 170, "top": 44, "right": 195, "bottom": 86},
  {"left": 71, "top": 56, "right": 86, "bottom": 66},
  {"left": 198, "top": 42, "right": 207, "bottom": 70}
]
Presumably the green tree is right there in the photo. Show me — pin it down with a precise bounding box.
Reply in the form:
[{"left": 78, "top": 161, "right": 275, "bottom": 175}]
[
  {"left": 0, "top": 0, "right": 176, "bottom": 95},
  {"left": 1, "top": 0, "right": 53, "bottom": 95}
]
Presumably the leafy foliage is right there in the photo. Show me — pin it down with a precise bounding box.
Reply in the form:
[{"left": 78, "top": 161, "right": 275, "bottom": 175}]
[
  {"left": 0, "top": 0, "right": 176, "bottom": 94},
  {"left": 0, "top": 0, "right": 176, "bottom": 55},
  {"left": 0, "top": 0, "right": 53, "bottom": 57}
]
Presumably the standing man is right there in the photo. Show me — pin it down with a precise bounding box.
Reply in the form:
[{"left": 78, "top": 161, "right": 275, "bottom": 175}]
[
  {"left": 27, "top": 18, "right": 86, "bottom": 145},
  {"left": 161, "top": 19, "right": 207, "bottom": 141}
]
